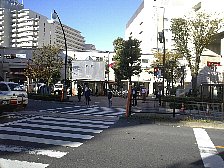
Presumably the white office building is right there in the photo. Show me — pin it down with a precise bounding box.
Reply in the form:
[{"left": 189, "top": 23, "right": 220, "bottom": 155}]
[
  {"left": 125, "top": 0, "right": 224, "bottom": 94},
  {"left": 0, "top": 0, "right": 85, "bottom": 51}
]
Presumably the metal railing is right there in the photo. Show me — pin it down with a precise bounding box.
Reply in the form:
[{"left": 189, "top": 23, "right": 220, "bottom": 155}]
[{"left": 163, "top": 101, "right": 224, "bottom": 121}]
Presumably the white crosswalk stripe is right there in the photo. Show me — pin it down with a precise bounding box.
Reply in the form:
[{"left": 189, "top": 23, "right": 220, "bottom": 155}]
[
  {"left": 39, "top": 106, "right": 125, "bottom": 117},
  {"left": 0, "top": 106, "right": 122, "bottom": 167},
  {"left": 0, "top": 145, "right": 67, "bottom": 158},
  {"left": 0, "top": 158, "right": 49, "bottom": 168}
]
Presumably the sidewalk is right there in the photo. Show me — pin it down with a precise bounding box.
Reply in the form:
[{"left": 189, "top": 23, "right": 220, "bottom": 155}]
[
  {"left": 68, "top": 95, "right": 224, "bottom": 129},
  {"left": 68, "top": 95, "right": 127, "bottom": 108}
]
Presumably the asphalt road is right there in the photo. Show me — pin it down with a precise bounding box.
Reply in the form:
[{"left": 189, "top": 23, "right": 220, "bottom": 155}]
[{"left": 0, "top": 98, "right": 223, "bottom": 168}]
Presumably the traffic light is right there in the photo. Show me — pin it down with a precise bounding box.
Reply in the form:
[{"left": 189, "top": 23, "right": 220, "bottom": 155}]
[
  {"left": 154, "top": 67, "right": 159, "bottom": 76},
  {"left": 158, "top": 32, "right": 164, "bottom": 43}
]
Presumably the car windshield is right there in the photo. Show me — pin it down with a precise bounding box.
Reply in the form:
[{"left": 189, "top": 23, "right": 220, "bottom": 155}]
[{"left": 8, "top": 83, "right": 25, "bottom": 91}]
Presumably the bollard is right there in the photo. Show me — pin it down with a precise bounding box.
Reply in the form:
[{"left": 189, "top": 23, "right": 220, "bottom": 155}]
[{"left": 125, "top": 85, "right": 132, "bottom": 118}]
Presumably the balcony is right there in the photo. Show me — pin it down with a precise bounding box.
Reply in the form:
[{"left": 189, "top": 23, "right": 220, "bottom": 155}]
[
  {"left": 17, "top": 12, "right": 29, "bottom": 18},
  {"left": 17, "top": 16, "right": 30, "bottom": 21},
  {"left": 11, "top": 18, "right": 18, "bottom": 23},
  {"left": 11, "top": 34, "right": 18, "bottom": 38},
  {"left": 11, "top": 29, "right": 18, "bottom": 33},
  {"left": 12, "top": 24, "right": 17, "bottom": 28},
  {"left": 12, "top": 13, "right": 18, "bottom": 18}
]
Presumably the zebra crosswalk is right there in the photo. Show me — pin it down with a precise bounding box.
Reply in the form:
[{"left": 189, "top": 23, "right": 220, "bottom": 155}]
[
  {"left": 0, "top": 106, "right": 124, "bottom": 168},
  {"left": 38, "top": 105, "right": 125, "bottom": 117}
]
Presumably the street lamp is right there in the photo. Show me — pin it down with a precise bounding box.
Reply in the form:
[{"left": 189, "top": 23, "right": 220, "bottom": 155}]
[{"left": 52, "top": 10, "right": 68, "bottom": 100}]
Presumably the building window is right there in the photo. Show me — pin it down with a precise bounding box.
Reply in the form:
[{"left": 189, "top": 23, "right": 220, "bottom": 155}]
[{"left": 142, "top": 59, "right": 148, "bottom": 63}]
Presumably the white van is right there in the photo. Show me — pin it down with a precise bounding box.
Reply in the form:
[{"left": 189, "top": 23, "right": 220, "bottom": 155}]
[{"left": 54, "top": 83, "right": 63, "bottom": 94}]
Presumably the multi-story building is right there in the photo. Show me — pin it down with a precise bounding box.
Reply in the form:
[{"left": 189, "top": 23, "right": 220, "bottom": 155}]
[
  {"left": 125, "top": 0, "right": 224, "bottom": 94},
  {"left": 0, "top": 0, "right": 86, "bottom": 82},
  {"left": 48, "top": 19, "right": 85, "bottom": 51},
  {"left": 0, "top": 0, "right": 85, "bottom": 51}
]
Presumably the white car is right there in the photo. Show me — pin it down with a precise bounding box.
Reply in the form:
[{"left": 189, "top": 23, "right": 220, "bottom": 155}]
[
  {"left": 0, "top": 91, "right": 18, "bottom": 112},
  {"left": 0, "top": 82, "right": 28, "bottom": 107}
]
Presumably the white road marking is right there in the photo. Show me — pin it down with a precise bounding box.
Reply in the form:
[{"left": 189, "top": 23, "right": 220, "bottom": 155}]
[
  {"left": 116, "top": 108, "right": 125, "bottom": 112},
  {"left": 64, "top": 107, "right": 73, "bottom": 109},
  {"left": 0, "top": 158, "right": 49, "bottom": 168},
  {"left": 11, "top": 122, "right": 103, "bottom": 133},
  {"left": 39, "top": 110, "right": 46, "bottom": 112},
  {"left": 193, "top": 128, "right": 224, "bottom": 168},
  {"left": 105, "top": 111, "right": 124, "bottom": 116},
  {"left": 31, "top": 119, "right": 110, "bottom": 129},
  {"left": 0, "top": 117, "right": 39, "bottom": 127},
  {"left": 0, "top": 127, "right": 94, "bottom": 140},
  {"left": 0, "top": 134, "right": 82, "bottom": 147},
  {"left": 101, "top": 107, "right": 113, "bottom": 111},
  {"left": 39, "top": 116, "right": 115, "bottom": 125},
  {"left": 0, "top": 145, "right": 67, "bottom": 158},
  {"left": 62, "top": 108, "right": 99, "bottom": 115}
]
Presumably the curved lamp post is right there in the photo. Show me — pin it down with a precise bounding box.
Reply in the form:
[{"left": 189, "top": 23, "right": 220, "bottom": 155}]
[{"left": 52, "top": 10, "right": 68, "bottom": 100}]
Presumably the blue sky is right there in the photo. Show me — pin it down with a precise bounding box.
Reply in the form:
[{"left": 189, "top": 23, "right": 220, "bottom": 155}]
[{"left": 21, "top": 0, "right": 143, "bottom": 51}]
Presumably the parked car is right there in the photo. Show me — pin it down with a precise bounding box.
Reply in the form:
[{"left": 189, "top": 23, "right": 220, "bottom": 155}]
[
  {"left": 0, "top": 91, "right": 18, "bottom": 113},
  {"left": 0, "top": 82, "right": 28, "bottom": 107}
]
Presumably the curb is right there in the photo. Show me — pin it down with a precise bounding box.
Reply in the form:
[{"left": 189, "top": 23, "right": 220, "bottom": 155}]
[{"left": 123, "top": 113, "right": 224, "bottom": 130}]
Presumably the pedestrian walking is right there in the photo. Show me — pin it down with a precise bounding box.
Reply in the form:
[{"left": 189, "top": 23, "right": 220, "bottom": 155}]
[
  {"left": 141, "top": 87, "right": 147, "bottom": 102},
  {"left": 157, "top": 90, "right": 162, "bottom": 106},
  {"left": 108, "top": 89, "right": 113, "bottom": 107},
  {"left": 77, "top": 85, "right": 82, "bottom": 102},
  {"left": 84, "top": 86, "right": 91, "bottom": 106},
  {"left": 132, "top": 87, "right": 137, "bottom": 106}
]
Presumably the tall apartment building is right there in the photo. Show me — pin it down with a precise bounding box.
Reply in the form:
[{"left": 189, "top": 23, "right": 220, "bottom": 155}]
[
  {"left": 48, "top": 19, "right": 85, "bottom": 51},
  {"left": 0, "top": 0, "right": 85, "bottom": 51}
]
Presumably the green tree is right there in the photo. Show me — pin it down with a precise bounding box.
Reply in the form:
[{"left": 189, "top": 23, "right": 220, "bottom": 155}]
[
  {"left": 25, "top": 45, "right": 63, "bottom": 85},
  {"left": 171, "top": 12, "right": 223, "bottom": 93},
  {"left": 113, "top": 37, "right": 142, "bottom": 85},
  {"left": 152, "top": 51, "right": 182, "bottom": 91}
]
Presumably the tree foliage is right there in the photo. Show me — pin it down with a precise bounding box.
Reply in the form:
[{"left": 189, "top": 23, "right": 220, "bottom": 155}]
[
  {"left": 171, "top": 12, "right": 223, "bottom": 91},
  {"left": 24, "top": 45, "right": 63, "bottom": 85},
  {"left": 113, "top": 37, "right": 142, "bottom": 85},
  {"left": 152, "top": 51, "right": 182, "bottom": 85}
]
